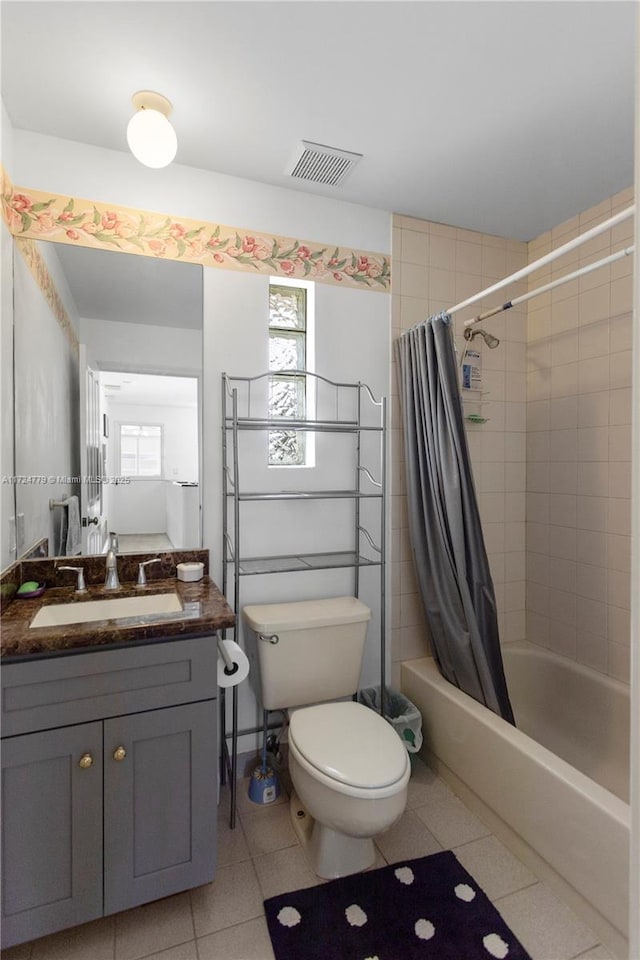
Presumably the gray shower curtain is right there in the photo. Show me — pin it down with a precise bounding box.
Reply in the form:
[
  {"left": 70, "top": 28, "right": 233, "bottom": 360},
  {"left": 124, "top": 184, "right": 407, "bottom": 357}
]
[{"left": 395, "top": 312, "right": 514, "bottom": 723}]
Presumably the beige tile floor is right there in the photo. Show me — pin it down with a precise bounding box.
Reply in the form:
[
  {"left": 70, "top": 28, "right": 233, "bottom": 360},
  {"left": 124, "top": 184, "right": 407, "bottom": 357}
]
[{"left": 2, "top": 757, "right": 614, "bottom": 960}]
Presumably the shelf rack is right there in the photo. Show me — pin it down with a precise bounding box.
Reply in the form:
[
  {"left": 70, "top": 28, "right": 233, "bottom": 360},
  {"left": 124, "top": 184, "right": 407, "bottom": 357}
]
[{"left": 220, "top": 370, "right": 387, "bottom": 827}]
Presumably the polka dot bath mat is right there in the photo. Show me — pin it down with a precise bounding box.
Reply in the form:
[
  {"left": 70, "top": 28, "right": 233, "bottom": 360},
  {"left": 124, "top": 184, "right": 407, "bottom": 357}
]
[{"left": 264, "top": 850, "right": 532, "bottom": 960}]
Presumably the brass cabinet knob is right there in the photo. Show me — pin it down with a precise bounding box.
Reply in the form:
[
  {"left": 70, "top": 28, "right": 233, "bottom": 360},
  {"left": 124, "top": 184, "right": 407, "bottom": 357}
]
[
  {"left": 78, "top": 753, "right": 93, "bottom": 769},
  {"left": 113, "top": 746, "right": 127, "bottom": 762}
]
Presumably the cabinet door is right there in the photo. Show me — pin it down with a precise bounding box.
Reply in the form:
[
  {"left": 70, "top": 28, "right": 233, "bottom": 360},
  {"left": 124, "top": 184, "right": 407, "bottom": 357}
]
[
  {"left": 1, "top": 723, "right": 103, "bottom": 949},
  {"left": 103, "top": 700, "right": 217, "bottom": 915}
]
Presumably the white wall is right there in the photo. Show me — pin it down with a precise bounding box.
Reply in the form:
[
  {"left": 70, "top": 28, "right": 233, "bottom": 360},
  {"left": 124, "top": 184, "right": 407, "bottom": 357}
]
[
  {"left": 2, "top": 103, "right": 16, "bottom": 566},
  {"left": 13, "top": 241, "right": 80, "bottom": 555},
  {"left": 9, "top": 130, "right": 392, "bottom": 751},
  {"left": 166, "top": 482, "right": 200, "bottom": 549},
  {"left": 203, "top": 269, "right": 390, "bottom": 747},
  {"left": 82, "top": 314, "right": 201, "bottom": 544},
  {"left": 0, "top": 109, "right": 16, "bottom": 570},
  {"left": 81, "top": 317, "right": 201, "bottom": 377},
  {"left": 628, "top": 22, "right": 640, "bottom": 956},
  {"left": 2, "top": 100, "right": 14, "bottom": 179},
  {"left": 108, "top": 480, "right": 166, "bottom": 536},
  {"left": 12, "top": 131, "right": 390, "bottom": 255},
  {"left": 104, "top": 397, "right": 198, "bottom": 535},
  {"left": 1, "top": 221, "right": 15, "bottom": 568}
]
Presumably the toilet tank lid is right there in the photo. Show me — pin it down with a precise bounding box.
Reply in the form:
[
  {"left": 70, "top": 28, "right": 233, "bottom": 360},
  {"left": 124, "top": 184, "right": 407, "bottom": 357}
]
[
  {"left": 243, "top": 596, "right": 371, "bottom": 633},
  {"left": 290, "top": 701, "right": 409, "bottom": 788}
]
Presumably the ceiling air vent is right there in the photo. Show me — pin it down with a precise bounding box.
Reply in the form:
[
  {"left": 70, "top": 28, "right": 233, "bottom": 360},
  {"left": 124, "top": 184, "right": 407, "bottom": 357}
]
[{"left": 286, "top": 141, "right": 362, "bottom": 187}]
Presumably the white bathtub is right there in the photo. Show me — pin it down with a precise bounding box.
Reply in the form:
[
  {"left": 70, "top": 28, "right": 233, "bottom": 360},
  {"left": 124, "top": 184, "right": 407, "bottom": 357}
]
[{"left": 401, "top": 642, "right": 630, "bottom": 950}]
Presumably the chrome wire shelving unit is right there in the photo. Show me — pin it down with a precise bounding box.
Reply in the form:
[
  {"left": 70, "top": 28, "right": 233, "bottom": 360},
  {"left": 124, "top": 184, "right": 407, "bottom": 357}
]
[{"left": 220, "top": 370, "right": 387, "bottom": 828}]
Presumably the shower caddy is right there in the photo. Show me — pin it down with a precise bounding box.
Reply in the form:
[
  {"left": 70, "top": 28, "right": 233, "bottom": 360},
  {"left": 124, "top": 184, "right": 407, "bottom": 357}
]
[{"left": 220, "top": 370, "right": 388, "bottom": 827}]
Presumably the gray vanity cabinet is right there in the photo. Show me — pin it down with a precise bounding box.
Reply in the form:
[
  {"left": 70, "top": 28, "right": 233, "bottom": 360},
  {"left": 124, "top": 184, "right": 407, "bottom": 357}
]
[
  {"left": 1, "top": 636, "right": 218, "bottom": 949},
  {"left": 103, "top": 699, "right": 216, "bottom": 915},
  {"left": 1, "top": 722, "right": 104, "bottom": 945}
]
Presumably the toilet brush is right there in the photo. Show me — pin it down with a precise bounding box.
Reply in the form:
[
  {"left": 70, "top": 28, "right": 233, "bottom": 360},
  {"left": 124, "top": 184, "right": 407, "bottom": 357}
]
[{"left": 248, "top": 710, "right": 281, "bottom": 805}]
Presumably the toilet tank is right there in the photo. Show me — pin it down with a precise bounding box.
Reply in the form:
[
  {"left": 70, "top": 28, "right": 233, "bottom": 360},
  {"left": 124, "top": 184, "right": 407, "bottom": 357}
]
[{"left": 243, "top": 596, "right": 371, "bottom": 710}]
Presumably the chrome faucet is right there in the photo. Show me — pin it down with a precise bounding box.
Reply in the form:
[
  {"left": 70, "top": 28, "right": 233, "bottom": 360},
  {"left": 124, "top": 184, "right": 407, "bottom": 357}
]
[
  {"left": 104, "top": 532, "right": 120, "bottom": 590},
  {"left": 58, "top": 565, "right": 87, "bottom": 593},
  {"left": 137, "top": 557, "right": 161, "bottom": 586}
]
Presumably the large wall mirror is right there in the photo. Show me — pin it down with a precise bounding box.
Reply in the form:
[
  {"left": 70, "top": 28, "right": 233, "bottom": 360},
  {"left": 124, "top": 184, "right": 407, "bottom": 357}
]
[{"left": 7, "top": 240, "right": 203, "bottom": 563}]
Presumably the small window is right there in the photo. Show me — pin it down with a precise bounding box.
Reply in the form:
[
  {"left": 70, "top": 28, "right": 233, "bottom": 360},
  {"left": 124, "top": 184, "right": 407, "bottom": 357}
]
[
  {"left": 268, "top": 283, "right": 307, "bottom": 466},
  {"left": 119, "top": 424, "right": 163, "bottom": 478}
]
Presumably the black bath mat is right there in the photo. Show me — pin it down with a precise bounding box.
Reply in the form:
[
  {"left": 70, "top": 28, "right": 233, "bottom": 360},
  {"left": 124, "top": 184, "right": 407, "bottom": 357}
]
[{"left": 264, "top": 850, "right": 532, "bottom": 960}]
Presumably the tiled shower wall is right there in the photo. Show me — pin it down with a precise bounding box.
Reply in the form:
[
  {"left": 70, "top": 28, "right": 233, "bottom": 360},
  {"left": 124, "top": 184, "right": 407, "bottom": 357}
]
[
  {"left": 390, "top": 189, "right": 633, "bottom": 689},
  {"left": 525, "top": 188, "right": 634, "bottom": 684},
  {"left": 390, "top": 214, "right": 529, "bottom": 687}
]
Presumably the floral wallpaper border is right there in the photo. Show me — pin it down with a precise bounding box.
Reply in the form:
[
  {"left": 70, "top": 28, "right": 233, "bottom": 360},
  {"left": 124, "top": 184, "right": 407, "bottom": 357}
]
[
  {"left": 2, "top": 165, "right": 77, "bottom": 351},
  {"left": 1, "top": 169, "right": 391, "bottom": 293},
  {"left": 14, "top": 237, "right": 78, "bottom": 355}
]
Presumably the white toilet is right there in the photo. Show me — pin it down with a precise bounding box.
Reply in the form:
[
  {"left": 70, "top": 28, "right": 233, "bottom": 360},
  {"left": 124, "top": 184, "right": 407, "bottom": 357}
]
[{"left": 243, "top": 596, "right": 410, "bottom": 879}]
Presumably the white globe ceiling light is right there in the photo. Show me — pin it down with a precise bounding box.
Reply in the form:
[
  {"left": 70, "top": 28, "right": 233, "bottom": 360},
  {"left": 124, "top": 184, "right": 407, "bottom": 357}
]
[{"left": 126, "top": 91, "right": 177, "bottom": 169}]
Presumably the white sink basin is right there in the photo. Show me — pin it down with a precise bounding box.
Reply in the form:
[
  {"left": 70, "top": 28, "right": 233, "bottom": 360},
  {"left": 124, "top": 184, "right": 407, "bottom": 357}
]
[{"left": 30, "top": 593, "right": 183, "bottom": 629}]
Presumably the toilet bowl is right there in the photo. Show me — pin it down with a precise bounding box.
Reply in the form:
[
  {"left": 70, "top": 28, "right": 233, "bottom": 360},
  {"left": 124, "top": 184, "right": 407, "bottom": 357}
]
[{"left": 287, "top": 700, "right": 410, "bottom": 878}]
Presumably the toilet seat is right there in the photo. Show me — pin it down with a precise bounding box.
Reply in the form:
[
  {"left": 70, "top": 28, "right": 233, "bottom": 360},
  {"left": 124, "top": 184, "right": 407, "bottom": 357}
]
[{"left": 289, "top": 701, "right": 410, "bottom": 798}]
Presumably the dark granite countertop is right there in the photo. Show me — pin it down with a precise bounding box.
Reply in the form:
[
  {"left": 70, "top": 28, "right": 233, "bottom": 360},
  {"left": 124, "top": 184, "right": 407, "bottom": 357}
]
[{"left": 1, "top": 552, "right": 235, "bottom": 660}]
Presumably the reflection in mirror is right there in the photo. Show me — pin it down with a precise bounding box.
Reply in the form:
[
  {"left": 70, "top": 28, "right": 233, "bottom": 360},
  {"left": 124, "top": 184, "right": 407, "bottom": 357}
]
[
  {"left": 1, "top": 220, "right": 15, "bottom": 569},
  {"left": 11, "top": 241, "right": 203, "bottom": 558}
]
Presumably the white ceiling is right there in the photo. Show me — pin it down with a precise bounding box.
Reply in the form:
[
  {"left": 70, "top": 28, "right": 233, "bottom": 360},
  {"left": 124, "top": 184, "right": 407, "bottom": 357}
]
[
  {"left": 1, "top": 1, "right": 636, "bottom": 241},
  {"left": 54, "top": 244, "right": 203, "bottom": 329}
]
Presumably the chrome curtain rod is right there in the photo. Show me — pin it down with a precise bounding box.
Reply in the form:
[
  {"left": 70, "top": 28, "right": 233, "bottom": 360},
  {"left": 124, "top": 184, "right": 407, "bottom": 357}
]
[
  {"left": 462, "top": 244, "right": 635, "bottom": 329},
  {"left": 448, "top": 203, "right": 635, "bottom": 319}
]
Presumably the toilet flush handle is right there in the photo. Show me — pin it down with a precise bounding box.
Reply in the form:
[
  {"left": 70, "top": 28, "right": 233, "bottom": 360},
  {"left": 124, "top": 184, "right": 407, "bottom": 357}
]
[{"left": 259, "top": 633, "right": 279, "bottom": 644}]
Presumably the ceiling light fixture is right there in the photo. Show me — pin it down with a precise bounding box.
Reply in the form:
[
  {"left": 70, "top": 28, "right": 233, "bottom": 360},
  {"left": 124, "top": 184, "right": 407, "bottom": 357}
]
[{"left": 126, "top": 91, "right": 177, "bottom": 169}]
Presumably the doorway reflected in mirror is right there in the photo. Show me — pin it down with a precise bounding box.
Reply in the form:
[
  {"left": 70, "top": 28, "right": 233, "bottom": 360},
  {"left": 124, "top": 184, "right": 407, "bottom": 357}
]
[{"left": 8, "top": 241, "right": 203, "bottom": 562}]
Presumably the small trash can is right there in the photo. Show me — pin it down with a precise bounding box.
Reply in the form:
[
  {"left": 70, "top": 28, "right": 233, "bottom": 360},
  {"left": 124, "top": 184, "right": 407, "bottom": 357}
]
[{"left": 359, "top": 686, "right": 423, "bottom": 753}]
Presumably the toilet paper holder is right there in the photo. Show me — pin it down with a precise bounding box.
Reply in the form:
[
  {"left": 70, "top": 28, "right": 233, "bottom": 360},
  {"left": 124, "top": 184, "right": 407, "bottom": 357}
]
[{"left": 217, "top": 638, "right": 239, "bottom": 675}]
